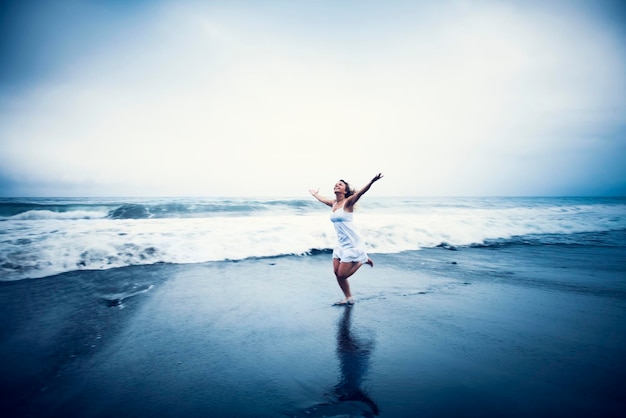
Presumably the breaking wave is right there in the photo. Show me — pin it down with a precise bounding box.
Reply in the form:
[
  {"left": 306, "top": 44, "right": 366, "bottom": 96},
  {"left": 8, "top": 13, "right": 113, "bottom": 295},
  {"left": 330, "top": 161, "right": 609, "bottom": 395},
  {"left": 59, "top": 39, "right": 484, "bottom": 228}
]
[{"left": 1, "top": 197, "right": 624, "bottom": 281}]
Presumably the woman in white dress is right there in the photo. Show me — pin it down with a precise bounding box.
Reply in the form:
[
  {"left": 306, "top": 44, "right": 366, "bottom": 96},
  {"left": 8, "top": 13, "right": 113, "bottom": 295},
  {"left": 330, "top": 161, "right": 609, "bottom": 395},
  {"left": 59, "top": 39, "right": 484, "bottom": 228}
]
[{"left": 309, "top": 173, "right": 384, "bottom": 305}]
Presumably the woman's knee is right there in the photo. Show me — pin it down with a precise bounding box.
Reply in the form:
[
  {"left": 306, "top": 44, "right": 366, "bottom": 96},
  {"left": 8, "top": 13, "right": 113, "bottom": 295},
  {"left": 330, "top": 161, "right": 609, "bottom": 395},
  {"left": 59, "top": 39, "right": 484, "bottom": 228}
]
[
  {"left": 335, "top": 265, "right": 347, "bottom": 280},
  {"left": 336, "top": 262, "right": 360, "bottom": 280},
  {"left": 335, "top": 266, "right": 346, "bottom": 280}
]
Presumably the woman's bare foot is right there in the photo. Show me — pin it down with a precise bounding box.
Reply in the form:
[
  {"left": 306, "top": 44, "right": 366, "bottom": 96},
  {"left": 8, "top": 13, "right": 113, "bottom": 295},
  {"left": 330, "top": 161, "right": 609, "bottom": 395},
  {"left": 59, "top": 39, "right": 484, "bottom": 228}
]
[
  {"left": 334, "top": 297, "right": 355, "bottom": 306},
  {"left": 366, "top": 258, "right": 374, "bottom": 267}
]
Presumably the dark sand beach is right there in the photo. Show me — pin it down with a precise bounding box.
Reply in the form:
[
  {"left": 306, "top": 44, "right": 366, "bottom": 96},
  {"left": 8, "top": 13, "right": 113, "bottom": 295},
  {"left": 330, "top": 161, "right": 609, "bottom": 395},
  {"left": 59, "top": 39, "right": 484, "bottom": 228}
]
[{"left": 1, "top": 241, "right": 625, "bottom": 417}]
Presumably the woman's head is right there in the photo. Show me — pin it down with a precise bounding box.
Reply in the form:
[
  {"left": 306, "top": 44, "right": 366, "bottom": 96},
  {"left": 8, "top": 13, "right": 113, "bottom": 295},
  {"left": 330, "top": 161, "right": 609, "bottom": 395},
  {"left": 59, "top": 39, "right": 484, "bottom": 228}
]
[{"left": 334, "top": 179, "right": 354, "bottom": 198}]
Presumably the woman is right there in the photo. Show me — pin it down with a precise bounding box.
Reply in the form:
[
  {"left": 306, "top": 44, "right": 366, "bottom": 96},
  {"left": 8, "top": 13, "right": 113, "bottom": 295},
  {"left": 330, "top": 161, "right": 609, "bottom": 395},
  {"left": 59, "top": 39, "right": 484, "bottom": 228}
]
[{"left": 309, "top": 173, "right": 384, "bottom": 305}]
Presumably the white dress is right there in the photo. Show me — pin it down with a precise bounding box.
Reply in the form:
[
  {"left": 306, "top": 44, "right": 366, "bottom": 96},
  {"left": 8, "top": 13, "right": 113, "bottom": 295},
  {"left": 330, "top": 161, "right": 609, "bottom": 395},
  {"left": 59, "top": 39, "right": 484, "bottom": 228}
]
[{"left": 330, "top": 206, "right": 369, "bottom": 263}]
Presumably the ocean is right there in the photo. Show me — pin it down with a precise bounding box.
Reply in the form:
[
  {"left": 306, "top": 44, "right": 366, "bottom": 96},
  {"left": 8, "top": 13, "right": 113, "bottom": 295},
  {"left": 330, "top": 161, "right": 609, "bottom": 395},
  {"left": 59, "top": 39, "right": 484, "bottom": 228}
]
[{"left": 1, "top": 196, "right": 625, "bottom": 281}]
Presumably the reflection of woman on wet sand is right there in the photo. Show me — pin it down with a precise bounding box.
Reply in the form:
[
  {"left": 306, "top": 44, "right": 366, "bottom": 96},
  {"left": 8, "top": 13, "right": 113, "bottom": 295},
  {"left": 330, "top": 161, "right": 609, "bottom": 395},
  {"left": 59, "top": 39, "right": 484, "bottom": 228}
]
[
  {"left": 334, "top": 306, "right": 379, "bottom": 416},
  {"left": 309, "top": 173, "right": 383, "bottom": 305},
  {"left": 294, "top": 307, "right": 379, "bottom": 417}
]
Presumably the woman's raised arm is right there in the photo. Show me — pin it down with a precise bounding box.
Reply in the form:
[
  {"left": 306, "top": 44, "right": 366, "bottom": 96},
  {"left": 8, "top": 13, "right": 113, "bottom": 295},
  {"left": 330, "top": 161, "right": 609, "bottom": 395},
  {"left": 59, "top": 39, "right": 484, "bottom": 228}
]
[
  {"left": 309, "top": 188, "right": 334, "bottom": 207},
  {"left": 344, "top": 173, "right": 383, "bottom": 210}
]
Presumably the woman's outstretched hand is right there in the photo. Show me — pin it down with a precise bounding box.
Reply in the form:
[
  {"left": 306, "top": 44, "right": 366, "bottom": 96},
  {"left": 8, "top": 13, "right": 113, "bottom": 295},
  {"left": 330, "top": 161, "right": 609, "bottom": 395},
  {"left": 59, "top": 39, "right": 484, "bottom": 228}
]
[
  {"left": 309, "top": 188, "right": 319, "bottom": 196},
  {"left": 372, "top": 173, "right": 384, "bottom": 183}
]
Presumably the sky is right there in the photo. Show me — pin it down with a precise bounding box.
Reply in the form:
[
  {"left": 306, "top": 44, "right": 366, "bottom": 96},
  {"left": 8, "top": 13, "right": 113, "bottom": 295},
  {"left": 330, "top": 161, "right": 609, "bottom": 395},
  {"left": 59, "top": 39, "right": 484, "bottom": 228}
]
[{"left": 0, "top": 0, "right": 625, "bottom": 197}]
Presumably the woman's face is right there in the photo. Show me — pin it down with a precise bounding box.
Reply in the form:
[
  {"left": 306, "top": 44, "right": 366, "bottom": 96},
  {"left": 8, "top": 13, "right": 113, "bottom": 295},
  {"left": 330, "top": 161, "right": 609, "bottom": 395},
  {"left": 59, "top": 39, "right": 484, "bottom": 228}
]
[{"left": 334, "top": 181, "right": 347, "bottom": 195}]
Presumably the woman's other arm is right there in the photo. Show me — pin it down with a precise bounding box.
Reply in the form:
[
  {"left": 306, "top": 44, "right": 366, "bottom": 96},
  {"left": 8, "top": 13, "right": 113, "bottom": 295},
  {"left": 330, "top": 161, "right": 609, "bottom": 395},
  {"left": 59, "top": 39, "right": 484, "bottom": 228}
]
[{"left": 309, "top": 189, "right": 334, "bottom": 207}]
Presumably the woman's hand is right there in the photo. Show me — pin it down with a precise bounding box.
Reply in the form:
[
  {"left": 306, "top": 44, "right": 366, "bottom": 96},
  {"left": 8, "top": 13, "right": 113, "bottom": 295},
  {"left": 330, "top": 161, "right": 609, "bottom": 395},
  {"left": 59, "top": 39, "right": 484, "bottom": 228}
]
[
  {"left": 372, "top": 173, "right": 384, "bottom": 183},
  {"left": 309, "top": 188, "right": 319, "bottom": 196}
]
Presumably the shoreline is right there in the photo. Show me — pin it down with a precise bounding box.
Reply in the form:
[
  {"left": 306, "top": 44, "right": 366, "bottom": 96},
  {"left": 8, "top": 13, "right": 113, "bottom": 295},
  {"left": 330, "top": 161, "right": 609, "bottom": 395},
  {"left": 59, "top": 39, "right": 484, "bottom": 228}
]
[{"left": 1, "top": 244, "right": 625, "bottom": 417}]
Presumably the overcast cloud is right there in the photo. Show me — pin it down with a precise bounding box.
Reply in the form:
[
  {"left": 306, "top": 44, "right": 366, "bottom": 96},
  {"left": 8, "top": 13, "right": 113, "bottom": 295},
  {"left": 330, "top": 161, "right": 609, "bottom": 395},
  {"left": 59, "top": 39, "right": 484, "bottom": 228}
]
[{"left": 1, "top": 0, "right": 625, "bottom": 196}]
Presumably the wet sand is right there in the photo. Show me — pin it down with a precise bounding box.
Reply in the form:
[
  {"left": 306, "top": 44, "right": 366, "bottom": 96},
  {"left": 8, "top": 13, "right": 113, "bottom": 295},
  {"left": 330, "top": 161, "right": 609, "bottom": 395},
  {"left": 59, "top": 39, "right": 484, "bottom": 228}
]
[{"left": 1, "top": 244, "right": 625, "bottom": 417}]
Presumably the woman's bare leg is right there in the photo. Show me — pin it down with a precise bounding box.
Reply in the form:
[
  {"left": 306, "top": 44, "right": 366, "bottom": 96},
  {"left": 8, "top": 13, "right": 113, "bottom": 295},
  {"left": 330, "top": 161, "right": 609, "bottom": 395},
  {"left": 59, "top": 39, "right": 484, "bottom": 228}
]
[
  {"left": 338, "top": 261, "right": 363, "bottom": 281},
  {"left": 333, "top": 259, "right": 363, "bottom": 302},
  {"left": 333, "top": 258, "right": 351, "bottom": 298}
]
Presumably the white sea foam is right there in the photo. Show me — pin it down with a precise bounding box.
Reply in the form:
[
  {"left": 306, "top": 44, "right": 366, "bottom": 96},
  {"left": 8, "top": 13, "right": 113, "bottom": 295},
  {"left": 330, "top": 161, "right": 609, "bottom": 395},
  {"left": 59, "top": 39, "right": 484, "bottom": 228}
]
[
  {"left": 1, "top": 197, "right": 624, "bottom": 281},
  {"left": 7, "top": 209, "right": 109, "bottom": 221}
]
